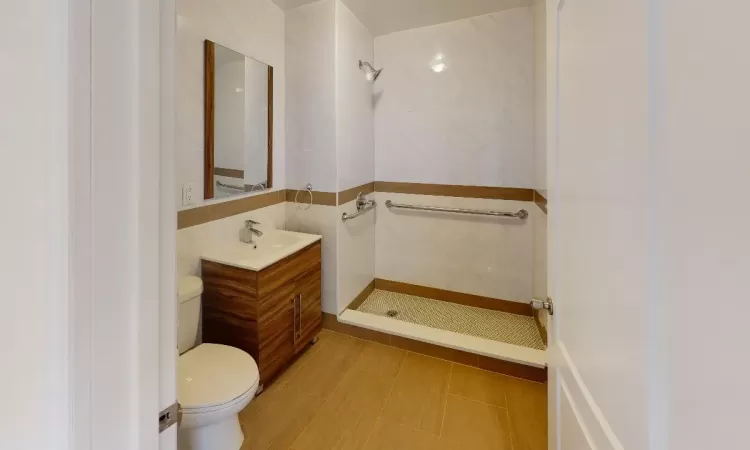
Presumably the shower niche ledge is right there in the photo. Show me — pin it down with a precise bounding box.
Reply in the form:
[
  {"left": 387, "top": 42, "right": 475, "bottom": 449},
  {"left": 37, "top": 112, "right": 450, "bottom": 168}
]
[{"left": 337, "top": 309, "right": 546, "bottom": 370}]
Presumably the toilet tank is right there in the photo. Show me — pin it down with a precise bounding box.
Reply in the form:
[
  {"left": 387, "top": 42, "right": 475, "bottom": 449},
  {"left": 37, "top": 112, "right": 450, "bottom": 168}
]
[{"left": 178, "top": 276, "right": 203, "bottom": 354}]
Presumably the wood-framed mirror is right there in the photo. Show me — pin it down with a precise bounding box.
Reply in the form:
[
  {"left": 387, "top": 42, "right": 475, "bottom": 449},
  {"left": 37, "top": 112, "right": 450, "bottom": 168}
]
[{"left": 204, "top": 39, "right": 273, "bottom": 200}]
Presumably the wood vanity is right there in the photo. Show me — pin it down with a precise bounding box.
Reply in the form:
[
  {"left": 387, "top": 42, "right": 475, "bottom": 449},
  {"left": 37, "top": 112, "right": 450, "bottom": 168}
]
[{"left": 201, "top": 241, "right": 322, "bottom": 387}]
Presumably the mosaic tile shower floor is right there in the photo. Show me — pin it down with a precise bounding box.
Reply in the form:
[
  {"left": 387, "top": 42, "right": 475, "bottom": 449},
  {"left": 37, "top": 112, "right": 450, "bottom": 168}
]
[{"left": 355, "top": 289, "right": 545, "bottom": 350}]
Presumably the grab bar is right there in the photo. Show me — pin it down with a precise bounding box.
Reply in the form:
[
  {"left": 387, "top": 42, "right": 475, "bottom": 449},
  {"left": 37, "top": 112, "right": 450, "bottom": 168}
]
[
  {"left": 342, "top": 193, "right": 377, "bottom": 221},
  {"left": 385, "top": 200, "right": 528, "bottom": 220},
  {"left": 342, "top": 201, "right": 376, "bottom": 221},
  {"left": 216, "top": 180, "right": 245, "bottom": 191}
]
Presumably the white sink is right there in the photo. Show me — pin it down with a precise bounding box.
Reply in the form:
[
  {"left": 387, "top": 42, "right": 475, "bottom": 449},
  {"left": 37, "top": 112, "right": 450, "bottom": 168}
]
[{"left": 201, "top": 229, "right": 321, "bottom": 272}]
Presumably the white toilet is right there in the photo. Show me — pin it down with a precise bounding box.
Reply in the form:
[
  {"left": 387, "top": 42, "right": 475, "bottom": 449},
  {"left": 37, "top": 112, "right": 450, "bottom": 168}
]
[{"left": 178, "top": 276, "right": 260, "bottom": 450}]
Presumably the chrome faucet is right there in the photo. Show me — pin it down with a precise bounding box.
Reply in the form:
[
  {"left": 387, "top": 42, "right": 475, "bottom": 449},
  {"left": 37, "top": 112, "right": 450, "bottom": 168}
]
[{"left": 240, "top": 219, "right": 263, "bottom": 245}]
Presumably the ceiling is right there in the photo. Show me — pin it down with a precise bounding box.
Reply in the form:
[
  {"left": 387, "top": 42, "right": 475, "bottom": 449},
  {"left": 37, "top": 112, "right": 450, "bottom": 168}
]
[{"left": 272, "top": 0, "right": 533, "bottom": 36}]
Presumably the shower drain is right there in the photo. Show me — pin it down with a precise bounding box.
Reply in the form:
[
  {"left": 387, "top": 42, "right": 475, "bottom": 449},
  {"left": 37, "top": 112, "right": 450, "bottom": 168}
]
[{"left": 386, "top": 310, "right": 398, "bottom": 317}]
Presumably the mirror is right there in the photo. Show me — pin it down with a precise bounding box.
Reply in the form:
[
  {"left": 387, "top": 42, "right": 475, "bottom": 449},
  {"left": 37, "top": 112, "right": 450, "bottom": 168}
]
[{"left": 204, "top": 40, "right": 273, "bottom": 200}]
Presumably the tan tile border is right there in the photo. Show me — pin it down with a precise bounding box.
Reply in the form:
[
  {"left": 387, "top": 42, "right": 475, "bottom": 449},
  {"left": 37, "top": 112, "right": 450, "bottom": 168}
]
[
  {"left": 346, "top": 280, "right": 376, "bottom": 310},
  {"left": 321, "top": 312, "right": 547, "bottom": 383},
  {"left": 374, "top": 182, "right": 534, "bottom": 202},
  {"left": 338, "top": 182, "right": 375, "bottom": 205},
  {"left": 284, "top": 188, "right": 337, "bottom": 206},
  {"left": 177, "top": 182, "right": 537, "bottom": 229},
  {"left": 533, "top": 190, "right": 547, "bottom": 214},
  {"left": 177, "top": 190, "right": 284, "bottom": 229},
  {"left": 373, "top": 279, "right": 533, "bottom": 317}
]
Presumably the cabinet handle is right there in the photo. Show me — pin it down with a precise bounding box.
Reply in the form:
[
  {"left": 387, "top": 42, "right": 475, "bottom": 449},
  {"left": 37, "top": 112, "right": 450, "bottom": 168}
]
[
  {"left": 298, "top": 294, "right": 303, "bottom": 338},
  {"left": 292, "top": 296, "right": 298, "bottom": 345}
]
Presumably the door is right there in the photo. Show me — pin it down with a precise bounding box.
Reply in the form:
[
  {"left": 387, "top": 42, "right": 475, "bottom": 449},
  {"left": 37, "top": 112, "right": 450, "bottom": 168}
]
[
  {"left": 294, "top": 263, "right": 323, "bottom": 353},
  {"left": 547, "top": 0, "right": 649, "bottom": 449}
]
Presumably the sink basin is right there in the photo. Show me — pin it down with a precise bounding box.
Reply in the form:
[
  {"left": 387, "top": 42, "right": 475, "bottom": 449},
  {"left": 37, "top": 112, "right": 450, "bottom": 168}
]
[{"left": 201, "top": 229, "right": 322, "bottom": 272}]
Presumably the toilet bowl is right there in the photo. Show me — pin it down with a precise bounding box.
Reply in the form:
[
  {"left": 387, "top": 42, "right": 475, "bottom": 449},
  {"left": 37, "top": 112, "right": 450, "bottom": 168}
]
[
  {"left": 178, "top": 343, "right": 259, "bottom": 450},
  {"left": 177, "top": 276, "right": 260, "bottom": 450}
]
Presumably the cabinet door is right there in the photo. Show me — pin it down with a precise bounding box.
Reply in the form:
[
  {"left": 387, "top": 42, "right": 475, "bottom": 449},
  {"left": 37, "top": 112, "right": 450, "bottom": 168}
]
[
  {"left": 257, "top": 282, "right": 295, "bottom": 384},
  {"left": 294, "top": 264, "right": 322, "bottom": 354}
]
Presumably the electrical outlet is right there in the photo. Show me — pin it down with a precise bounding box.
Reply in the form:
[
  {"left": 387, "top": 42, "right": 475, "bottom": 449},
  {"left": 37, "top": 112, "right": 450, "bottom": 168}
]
[{"left": 182, "top": 182, "right": 196, "bottom": 206}]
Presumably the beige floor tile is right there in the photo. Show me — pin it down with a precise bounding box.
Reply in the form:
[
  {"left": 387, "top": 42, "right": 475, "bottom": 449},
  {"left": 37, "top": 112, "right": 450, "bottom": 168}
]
[
  {"left": 273, "top": 333, "right": 328, "bottom": 387},
  {"left": 362, "top": 418, "right": 443, "bottom": 450},
  {"left": 335, "top": 413, "right": 379, "bottom": 450},
  {"left": 349, "top": 341, "right": 406, "bottom": 378},
  {"left": 380, "top": 352, "right": 451, "bottom": 435},
  {"left": 326, "top": 369, "right": 398, "bottom": 416},
  {"left": 284, "top": 332, "right": 365, "bottom": 398},
  {"left": 505, "top": 378, "right": 548, "bottom": 450},
  {"left": 240, "top": 385, "right": 323, "bottom": 450},
  {"left": 448, "top": 363, "right": 510, "bottom": 408},
  {"left": 290, "top": 402, "right": 363, "bottom": 450},
  {"left": 439, "top": 395, "right": 513, "bottom": 450}
]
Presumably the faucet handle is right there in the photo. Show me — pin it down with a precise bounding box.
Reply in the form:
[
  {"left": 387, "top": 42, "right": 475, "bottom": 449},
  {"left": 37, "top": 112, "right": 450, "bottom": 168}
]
[{"left": 245, "top": 219, "right": 260, "bottom": 226}]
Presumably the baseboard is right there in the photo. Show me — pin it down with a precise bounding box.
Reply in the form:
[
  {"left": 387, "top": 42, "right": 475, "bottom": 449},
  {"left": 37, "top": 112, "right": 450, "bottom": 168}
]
[
  {"left": 372, "top": 278, "right": 533, "bottom": 317},
  {"left": 323, "top": 311, "right": 547, "bottom": 383},
  {"left": 534, "top": 311, "right": 548, "bottom": 346}
]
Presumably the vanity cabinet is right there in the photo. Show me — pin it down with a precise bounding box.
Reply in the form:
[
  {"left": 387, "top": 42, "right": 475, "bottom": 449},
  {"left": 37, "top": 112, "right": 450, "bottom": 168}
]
[{"left": 201, "top": 241, "right": 322, "bottom": 386}]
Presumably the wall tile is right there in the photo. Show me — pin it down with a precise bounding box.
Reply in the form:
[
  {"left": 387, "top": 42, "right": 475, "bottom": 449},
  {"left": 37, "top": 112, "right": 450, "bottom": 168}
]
[
  {"left": 374, "top": 192, "right": 533, "bottom": 302},
  {"left": 374, "top": 7, "right": 534, "bottom": 188}
]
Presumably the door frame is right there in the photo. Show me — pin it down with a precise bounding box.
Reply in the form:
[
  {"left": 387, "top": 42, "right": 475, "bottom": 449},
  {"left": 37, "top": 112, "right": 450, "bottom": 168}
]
[{"left": 69, "top": 0, "right": 176, "bottom": 448}]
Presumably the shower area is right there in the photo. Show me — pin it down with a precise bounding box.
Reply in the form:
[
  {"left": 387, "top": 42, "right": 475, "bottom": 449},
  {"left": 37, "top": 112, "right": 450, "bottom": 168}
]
[{"left": 285, "top": 0, "right": 549, "bottom": 378}]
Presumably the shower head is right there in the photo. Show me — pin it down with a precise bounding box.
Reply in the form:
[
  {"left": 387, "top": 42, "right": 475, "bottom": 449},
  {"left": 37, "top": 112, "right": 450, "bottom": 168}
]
[{"left": 359, "top": 60, "right": 382, "bottom": 83}]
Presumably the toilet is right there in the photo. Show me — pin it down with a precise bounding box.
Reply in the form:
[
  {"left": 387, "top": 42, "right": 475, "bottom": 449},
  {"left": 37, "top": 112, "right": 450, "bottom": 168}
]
[{"left": 178, "top": 276, "right": 260, "bottom": 450}]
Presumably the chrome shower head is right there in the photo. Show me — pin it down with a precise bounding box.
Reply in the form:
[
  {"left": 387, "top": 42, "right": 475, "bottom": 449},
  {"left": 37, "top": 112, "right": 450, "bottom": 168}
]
[{"left": 359, "top": 60, "right": 382, "bottom": 83}]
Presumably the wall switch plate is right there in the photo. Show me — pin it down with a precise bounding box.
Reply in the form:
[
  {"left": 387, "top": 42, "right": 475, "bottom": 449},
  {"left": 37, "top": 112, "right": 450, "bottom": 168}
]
[{"left": 182, "top": 182, "right": 196, "bottom": 206}]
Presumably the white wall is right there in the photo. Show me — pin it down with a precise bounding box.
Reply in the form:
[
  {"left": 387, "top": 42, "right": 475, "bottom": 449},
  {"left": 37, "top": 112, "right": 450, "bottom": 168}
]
[
  {"left": 334, "top": 0, "right": 377, "bottom": 310},
  {"left": 652, "top": 1, "right": 750, "bottom": 448},
  {"left": 532, "top": 0, "right": 547, "bottom": 197},
  {"left": 176, "top": 0, "right": 286, "bottom": 208},
  {"left": 532, "top": 0, "right": 547, "bottom": 308},
  {"left": 284, "top": 0, "right": 340, "bottom": 313},
  {"left": 375, "top": 192, "right": 533, "bottom": 302},
  {"left": 335, "top": 0, "right": 375, "bottom": 191},
  {"left": 374, "top": 7, "right": 534, "bottom": 188},
  {"left": 1, "top": 2, "right": 71, "bottom": 449},
  {"left": 371, "top": 8, "right": 535, "bottom": 302},
  {"left": 285, "top": 0, "right": 337, "bottom": 192}
]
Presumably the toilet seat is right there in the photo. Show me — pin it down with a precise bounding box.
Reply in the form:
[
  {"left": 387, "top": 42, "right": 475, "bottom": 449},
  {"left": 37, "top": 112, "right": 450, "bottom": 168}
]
[{"left": 179, "top": 343, "right": 259, "bottom": 412}]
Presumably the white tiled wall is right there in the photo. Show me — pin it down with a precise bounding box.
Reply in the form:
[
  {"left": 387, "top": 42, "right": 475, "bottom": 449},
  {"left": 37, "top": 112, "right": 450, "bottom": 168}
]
[
  {"left": 285, "top": 203, "right": 339, "bottom": 314},
  {"left": 285, "top": 0, "right": 337, "bottom": 192},
  {"left": 373, "top": 7, "right": 534, "bottom": 188},
  {"left": 337, "top": 198, "right": 376, "bottom": 312},
  {"left": 176, "top": 0, "right": 286, "bottom": 209},
  {"left": 335, "top": 0, "right": 375, "bottom": 192},
  {"left": 532, "top": 204, "right": 547, "bottom": 303},
  {"left": 176, "top": 202, "right": 287, "bottom": 279},
  {"left": 334, "top": 1, "right": 377, "bottom": 310},
  {"left": 375, "top": 192, "right": 533, "bottom": 303}
]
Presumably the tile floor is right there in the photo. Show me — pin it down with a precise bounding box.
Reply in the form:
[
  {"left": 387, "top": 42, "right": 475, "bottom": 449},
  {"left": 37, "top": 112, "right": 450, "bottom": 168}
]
[
  {"left": 356, "top": 290, "right": 545, "bottom": 350},
  {"left": 239, "top": 329, "right": 547, "bottom": 450}
]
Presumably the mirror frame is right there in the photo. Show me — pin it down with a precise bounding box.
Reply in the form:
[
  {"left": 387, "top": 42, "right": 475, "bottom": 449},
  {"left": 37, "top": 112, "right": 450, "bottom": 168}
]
[{"left": 203, "top": 39, "right": 273, "bottom": 199}]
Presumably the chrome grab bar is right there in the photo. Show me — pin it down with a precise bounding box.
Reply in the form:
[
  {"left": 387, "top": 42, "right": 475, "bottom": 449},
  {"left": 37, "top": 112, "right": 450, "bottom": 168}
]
[
  {"left": 342, "top": 193, "right": 377, "bottom": 221},
  {"left": 385, "top": 200, "right": 528, "bottom": 220}
]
